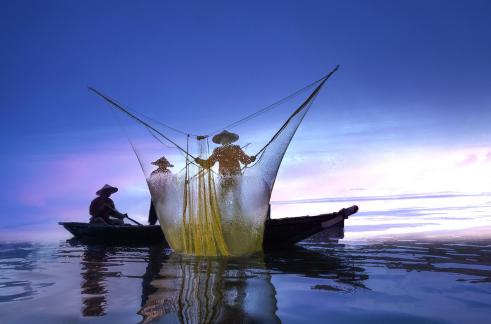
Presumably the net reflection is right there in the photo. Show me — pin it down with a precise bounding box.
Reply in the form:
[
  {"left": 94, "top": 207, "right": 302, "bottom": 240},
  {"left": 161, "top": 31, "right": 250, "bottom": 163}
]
[
  {"left": 138, "top": 254, "right": 280, "bottom": 323},
  {"left": 67, "top": 236, "right": 491, "bottom": 321}
]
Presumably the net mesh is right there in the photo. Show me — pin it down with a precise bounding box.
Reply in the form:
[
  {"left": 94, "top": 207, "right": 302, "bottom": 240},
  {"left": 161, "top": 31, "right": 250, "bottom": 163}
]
[{"left": 92, "top": 69, "right": 335, "bottom": 256}]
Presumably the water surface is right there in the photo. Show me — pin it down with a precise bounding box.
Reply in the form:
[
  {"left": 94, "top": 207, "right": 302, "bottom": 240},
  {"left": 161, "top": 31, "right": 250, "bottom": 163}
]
[{"left": 1, "top": 237, "right": 490, "bottom": 323}]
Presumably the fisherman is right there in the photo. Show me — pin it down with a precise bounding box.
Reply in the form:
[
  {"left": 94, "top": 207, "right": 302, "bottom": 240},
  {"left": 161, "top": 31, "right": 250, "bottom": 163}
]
[
  {"left": 89, "top": 184, "right": 126, "bottom": 225},
  {"left": 148, "top": 156, "right": 174, "bottom": 225},
  {"left": 150, "top": 156, "right": 174, "bottom": 176},
  {"left": 195, "top": 130, "right": 255, "bottom": 177}
]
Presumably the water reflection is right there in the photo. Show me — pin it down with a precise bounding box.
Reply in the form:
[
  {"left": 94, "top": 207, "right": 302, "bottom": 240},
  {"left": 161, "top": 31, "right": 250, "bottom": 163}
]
[
  {"left": 2, "top": 237, "right": 491, "bottom": 323},
  {"left": 265, "top": 246, "right": 369, "bottom": 291},
  {"left": 340, "top": 240, "right": 491, "bottom": 284},
  {"left": 69, "top": 238, "right": 491, "bottom": 322},
  {"left": 138, "top": 254, "right": 280, "bottom": 323},
  {"left": 140, "top": 244, "right": 170, "bottom": 309},
  {"left": 77, "top": 243, "right": 170, "bottom": 317},
  {"left": 80, "top": 245, "right": 111, "bottom": 316},
  {"left": 134, "top": 242, "right": 371, "bottom": 322}
]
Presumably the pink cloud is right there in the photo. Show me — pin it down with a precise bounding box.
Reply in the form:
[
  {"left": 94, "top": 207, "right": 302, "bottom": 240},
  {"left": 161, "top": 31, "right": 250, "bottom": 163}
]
[
  {"left": 458, "top": 153, "right": 478, "bottom": 167},
  {"left": 15, "top": 151, "right": 146, "bottom": 209}
]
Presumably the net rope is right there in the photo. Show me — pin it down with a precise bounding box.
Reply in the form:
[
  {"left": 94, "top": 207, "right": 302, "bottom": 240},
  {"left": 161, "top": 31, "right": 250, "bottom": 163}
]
[{"left": 90, "top": 66, "right": 338, "bottom": 256}]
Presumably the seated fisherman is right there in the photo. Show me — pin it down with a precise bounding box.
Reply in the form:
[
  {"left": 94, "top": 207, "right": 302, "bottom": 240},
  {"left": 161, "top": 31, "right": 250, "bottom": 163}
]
[
  {"left": 148, "top": 156, "right": 174, "bottom": 225},
  {"left": 195, "top": 130, "right": 255, "bottom": 176},
  {"left": 89, "top": 184, "right": 126, "bottom": 225}
]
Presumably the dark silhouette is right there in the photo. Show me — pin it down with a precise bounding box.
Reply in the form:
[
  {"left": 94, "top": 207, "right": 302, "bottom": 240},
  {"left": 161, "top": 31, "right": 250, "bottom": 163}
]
[
  {"left": 148, "top": 203, "right": 158, "bottom": 226},
  {"left": 89, "top": 184, "right": 126, "bottom": 225},
  {"left": 139, "top": 244, "right": 170, "bottom": 309},
  {"left": 80, "top": 245, "right": 113, "bottom": 316}
]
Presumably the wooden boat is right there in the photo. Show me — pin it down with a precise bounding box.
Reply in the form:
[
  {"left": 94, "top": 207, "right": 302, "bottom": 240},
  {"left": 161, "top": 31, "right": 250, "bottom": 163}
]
[{"left": 59, "top": 205, "right": 358, "bottom": 248}]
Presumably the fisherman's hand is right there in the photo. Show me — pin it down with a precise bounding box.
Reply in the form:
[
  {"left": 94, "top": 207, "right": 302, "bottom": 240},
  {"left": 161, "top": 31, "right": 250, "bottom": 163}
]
[{"left": 195, "top": 158, "right": 209, "bottom": 168}]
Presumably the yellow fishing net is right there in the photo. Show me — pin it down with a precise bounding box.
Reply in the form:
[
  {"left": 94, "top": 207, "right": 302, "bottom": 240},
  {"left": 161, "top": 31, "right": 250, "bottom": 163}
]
[
  {"left": 92, "top": 67, "right": 337, "bottom": 256},
  {"left": 148, "top": 137, "right": 268, "bottom": 256}
]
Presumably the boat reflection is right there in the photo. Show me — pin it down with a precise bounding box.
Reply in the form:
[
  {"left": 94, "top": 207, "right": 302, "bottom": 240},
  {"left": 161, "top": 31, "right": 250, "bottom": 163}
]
[
  {"left": 343, "top": 239, "right": 491, "bottom": 284},
  {"left": 140, "top": 244, "right": 171, "bottom": 309},
  {"left": 265, "top": 245, "right": 370, "bottom": 291},
  {"left": 137, "top": 237, "right": 370, "bottom": 322},
  {"left": 73, "top": 238, "right": 370, "bottom": 322},
  {"left": 69, "top": 235, "right": 491, "bottom": 322}
]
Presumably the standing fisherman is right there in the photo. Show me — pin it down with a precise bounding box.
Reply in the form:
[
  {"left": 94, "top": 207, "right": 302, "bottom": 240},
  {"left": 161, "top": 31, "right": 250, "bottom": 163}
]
[
  {"left": 148, "top": 156, "right": 174, "bottom": 225},
  {"left": 194, "top": 130, "right": 257, "bottom": 226},
  {"left": 195, "top": 130, "right": 255, "bottom": 177}
]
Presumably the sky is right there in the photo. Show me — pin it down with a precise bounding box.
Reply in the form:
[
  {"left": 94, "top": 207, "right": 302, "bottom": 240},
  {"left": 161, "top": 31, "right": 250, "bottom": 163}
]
[{"left": 1, "top": 0, "right": 490, "bottom": 240}]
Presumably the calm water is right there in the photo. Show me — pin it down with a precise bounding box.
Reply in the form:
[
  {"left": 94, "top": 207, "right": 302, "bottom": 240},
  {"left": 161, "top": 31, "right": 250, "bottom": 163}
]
[{"left": 1, "top": 236, "right": 490, "bottom": 323}]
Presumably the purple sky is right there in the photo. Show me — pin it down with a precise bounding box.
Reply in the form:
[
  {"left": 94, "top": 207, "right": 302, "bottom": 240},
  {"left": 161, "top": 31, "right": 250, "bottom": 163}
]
[{"left": 1, "top": 0, "right": 490, "bottom": 240}]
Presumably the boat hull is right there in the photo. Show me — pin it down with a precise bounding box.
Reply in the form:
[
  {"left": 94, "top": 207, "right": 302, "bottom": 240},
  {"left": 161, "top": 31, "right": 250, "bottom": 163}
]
[{"left": 59, "top": 205, "right": 358, "bottom": 248}]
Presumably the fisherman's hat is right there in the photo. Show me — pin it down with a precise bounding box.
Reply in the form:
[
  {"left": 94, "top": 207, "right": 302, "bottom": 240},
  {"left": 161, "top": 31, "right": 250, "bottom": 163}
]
[
  {"left": 96, "top": 184, "right": 118, "bottom": 196},
  {"left": 151, "top": 156, "right": 174, "bottom": 167},
  {"left": 212, "top": 130, "right": 239, "bottom": 144}
]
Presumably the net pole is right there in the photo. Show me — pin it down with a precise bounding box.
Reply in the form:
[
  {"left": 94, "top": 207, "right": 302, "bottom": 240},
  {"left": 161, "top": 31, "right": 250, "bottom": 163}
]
[{"left": 253, "top": 65, "right": 339, "bottom": 158}]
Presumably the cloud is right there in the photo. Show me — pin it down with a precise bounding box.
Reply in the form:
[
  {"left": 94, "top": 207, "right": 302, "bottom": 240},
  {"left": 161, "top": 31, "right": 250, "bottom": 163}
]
[
  {"left": 271, "top": 192, "right": 491, "bottom": 205},
  {"left": 15, "top": 151, "right": 144, "bottom": 208},
  {"left": 458, "top": 153, "right": 478, "bottom": 166},
  {"left": 272, "top": 145, "right": 491, "bottom": 204}
]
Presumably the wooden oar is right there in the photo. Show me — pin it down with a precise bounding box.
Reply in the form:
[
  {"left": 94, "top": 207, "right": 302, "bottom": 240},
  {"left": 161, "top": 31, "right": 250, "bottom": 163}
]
[{"left": 123, "top": 214, "right": 143, "bottom": 226}]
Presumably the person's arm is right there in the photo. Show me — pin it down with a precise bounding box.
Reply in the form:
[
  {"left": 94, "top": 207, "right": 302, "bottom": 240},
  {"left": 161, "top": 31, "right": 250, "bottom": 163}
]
[
  {"left": 103, "top": 198, "right": 125, "bottom": 219},
  {"left": 108, "top": 199, "right": 116, "bottom": 210},
  {"left": 236, "top": 146, "right": 255, "bottom": 165},
  {"left": 196, "top": 149, "right": 219, "bottom": 168}
]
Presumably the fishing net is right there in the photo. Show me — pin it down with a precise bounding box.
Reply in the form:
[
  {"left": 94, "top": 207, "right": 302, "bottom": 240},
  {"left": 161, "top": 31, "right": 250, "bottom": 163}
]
[{"left": 91, "top": 67, "right": 337, "bottom": 256}]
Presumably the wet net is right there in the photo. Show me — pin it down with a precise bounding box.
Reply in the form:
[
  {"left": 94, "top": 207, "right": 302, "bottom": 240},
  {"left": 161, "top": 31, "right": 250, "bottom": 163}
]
[{"left": 90, "top": 66, "right": 338, "bottom": 256}]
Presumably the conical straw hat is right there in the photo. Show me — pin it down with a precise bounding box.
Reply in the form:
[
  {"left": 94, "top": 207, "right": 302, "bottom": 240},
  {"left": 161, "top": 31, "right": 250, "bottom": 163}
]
[
  {"left": 151, "top": 156, "right": 174, "bottom": 167},
  {"left": 212, "top": 130, "right": 239, "bottom": 144},
  {"left": 96, "top": 184, "right": 118, "bottom": 196}
]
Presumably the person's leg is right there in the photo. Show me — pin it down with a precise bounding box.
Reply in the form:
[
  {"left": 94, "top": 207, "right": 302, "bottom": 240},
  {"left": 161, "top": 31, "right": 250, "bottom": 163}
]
[
  {"left": 90, "top": 217, "right": 108, "bottom": 224},
  {"left": 148, "top": 201, "right": 158, "bottom": 225},
  {"left": 109, "top": 218, "right": 124, "bottom": 225},
  {"left": 103, "top": 206, "right": 126, "bottom": 219}
]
